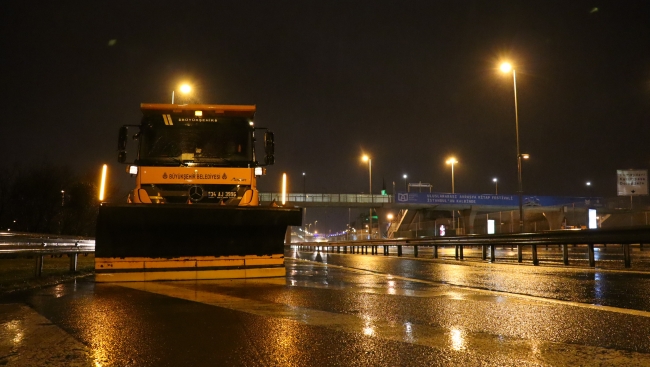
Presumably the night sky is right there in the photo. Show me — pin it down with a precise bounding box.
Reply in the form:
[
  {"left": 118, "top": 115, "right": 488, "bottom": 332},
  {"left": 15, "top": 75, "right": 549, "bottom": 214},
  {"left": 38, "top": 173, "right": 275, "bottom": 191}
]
[{"left": 2, "top": 1, "right": 649, "bottom": 232}]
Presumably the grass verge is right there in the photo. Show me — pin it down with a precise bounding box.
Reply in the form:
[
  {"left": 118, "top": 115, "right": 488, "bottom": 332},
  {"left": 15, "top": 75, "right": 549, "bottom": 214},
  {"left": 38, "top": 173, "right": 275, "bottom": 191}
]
[{"left": 0, "top": 254, "right": 95, "bottom": 295}]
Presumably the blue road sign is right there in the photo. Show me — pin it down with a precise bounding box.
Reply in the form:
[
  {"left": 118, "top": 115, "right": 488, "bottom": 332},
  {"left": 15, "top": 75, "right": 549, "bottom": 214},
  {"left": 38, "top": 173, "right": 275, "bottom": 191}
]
[{"left": 395, "top": 192, "right": 602, "bottom": 207}]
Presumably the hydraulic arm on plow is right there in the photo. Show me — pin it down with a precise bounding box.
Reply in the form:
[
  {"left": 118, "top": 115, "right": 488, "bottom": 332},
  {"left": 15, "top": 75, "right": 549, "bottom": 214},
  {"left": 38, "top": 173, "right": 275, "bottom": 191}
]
[{"left": 95, "top": 103, "right": 301, "bottom": 282}]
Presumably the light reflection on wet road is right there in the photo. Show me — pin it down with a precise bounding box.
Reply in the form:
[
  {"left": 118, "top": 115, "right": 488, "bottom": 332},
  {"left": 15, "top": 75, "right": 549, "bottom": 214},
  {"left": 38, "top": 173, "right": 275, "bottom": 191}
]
[
  {"left": 296, "top": 246, "right": 650, "bottom": 312},
  {"left": 1, "top": 248, "right": 650, "bottom": 366}
]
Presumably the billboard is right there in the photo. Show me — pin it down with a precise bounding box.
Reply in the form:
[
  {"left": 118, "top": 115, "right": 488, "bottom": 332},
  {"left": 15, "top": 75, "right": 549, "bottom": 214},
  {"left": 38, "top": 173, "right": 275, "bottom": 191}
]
[{"left": 617, "top": 169, "right": 648, "bottom": 196}]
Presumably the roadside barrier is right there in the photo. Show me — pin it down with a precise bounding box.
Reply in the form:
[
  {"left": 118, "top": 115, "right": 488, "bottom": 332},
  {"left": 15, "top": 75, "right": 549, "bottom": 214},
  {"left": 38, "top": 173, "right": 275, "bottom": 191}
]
[
  {"left": 292, "top": 227, "right": 650, "bottom": 268},
  {"left": 0, "top": 238, "right": 95, "bottom": 277}
]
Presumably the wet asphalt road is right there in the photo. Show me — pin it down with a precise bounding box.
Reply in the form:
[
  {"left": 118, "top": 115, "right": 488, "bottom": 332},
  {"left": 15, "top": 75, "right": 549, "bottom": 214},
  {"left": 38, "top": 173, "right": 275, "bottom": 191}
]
[
  {"left": 298, "top": 246, "right": 650, "bottom": 312},
  {"left": 2, "top": 249, "right": 650, "bottom": 366}
]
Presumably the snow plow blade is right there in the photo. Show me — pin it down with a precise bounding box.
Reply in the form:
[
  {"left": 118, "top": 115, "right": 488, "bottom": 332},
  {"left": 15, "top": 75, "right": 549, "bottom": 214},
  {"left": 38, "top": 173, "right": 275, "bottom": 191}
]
[{"left": 95, "top": 204, "right": 302, "bottom": 282}]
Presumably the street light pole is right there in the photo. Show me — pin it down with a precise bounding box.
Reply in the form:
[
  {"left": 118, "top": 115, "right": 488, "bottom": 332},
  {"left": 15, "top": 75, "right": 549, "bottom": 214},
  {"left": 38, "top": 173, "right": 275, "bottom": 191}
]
[
  {"left": 446, "top": 157, "right": 458, "bottom": 230},
  {"left": 403, "top": 174, "right": 408, "bottom": 192},
  {"left": 451, "top": 163, "right": 455, "bottom": 193},
  {"left": 302, "top": 172, "right": 307, "bottom": 235},
  {"left": 362, "top": 155, "right": 372, "bottom": 239},
  {"left": 446, "top": 158, "right": 457, "bottom": 194},
  {"left": 513, "top": 70, "right": 524, "bottom": 233},
  {"left": 493, "top": 178, "right": 498, "bottom": 195},
  {"left": 500, "top": 63, "right": 524, "bottom": 233},
  {"left": 501, "top": 61, "right": 536, "bottom": 263}
]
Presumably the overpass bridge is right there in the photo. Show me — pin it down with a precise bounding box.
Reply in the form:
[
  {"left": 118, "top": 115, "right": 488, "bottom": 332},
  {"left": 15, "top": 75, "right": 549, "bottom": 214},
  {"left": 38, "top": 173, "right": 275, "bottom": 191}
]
[
  {"left": 260, "top": 192, "right": 650, "bottom": 236},
  {"left": 259, "top": 192, "right": 609, "bottom": 210},
  {"left": 260, "top": 193, "right": 392, "bottom": 208}
]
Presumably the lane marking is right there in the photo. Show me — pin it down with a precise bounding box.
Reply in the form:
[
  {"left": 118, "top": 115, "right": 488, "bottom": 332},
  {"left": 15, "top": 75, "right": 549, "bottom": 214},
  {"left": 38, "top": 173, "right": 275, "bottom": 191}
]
[
  {"left": 288, "top": 257, "right": 650, "bottom": 318},
  {"left": 117, "top": 280, "right": 650, "bottom": 365}
]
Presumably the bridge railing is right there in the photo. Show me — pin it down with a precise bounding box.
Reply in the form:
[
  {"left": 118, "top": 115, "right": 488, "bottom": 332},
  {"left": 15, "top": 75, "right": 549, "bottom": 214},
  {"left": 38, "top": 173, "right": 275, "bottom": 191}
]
[{"left": 259, "top": 193, "right": 392, "bottom": 204}]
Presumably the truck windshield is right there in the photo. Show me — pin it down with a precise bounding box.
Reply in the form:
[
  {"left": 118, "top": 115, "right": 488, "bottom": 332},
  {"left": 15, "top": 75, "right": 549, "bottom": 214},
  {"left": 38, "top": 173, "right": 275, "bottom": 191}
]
[{"left": 137, "top": 117, "right": 253, "bottom": 166}]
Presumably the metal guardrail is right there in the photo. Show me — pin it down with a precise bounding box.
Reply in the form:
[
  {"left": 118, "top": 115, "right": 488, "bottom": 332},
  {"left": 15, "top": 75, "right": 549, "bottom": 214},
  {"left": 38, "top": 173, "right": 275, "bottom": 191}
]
[
  {"left": 292, "top": 227, "right": 650, "bottom": 268},
  {"left": 0, "top": 234, "right": 95, "bottom": 277}
]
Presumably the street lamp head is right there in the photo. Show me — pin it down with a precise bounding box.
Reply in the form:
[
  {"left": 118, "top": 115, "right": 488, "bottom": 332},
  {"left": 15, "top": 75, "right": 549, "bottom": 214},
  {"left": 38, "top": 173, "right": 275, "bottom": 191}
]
[
  {"left": 403, "top": 174, "right": 407, "bottom": 179},
  {"left": 446, "top": 157, "right": 458, "bottom": 165},
  {"left": 586, "top": 181, "right": 591, "bottom": 186},
  {"left": 179, "top": 84, "right": 191, "bottom": 94},
  {"left": 521, "top": 153, "right": 530, "bottom": 159},
  {"left": 493, "top": 178, "right": 498, "bottom": 183},
  {"left": 302, "top": 172, "right": 305, "bottom": 176},
  {"left": 362, "top": 154, "right": 369, "bottom": 162},
  {"left": 499, "top": 62, "right": 513, "bottom": 73}
]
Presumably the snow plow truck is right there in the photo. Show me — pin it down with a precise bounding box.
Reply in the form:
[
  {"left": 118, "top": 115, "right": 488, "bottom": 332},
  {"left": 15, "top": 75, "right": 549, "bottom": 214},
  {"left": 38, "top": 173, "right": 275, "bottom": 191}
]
[{"left": 95, "top": 103, "right": 302, "bottom": 282}]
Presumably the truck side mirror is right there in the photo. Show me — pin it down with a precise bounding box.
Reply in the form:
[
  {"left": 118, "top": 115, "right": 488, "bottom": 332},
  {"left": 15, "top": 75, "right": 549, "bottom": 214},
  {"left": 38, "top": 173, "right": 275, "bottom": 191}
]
[
  {"left": 264, "top": 131, "right": 275, "bottom": 165},
  {"left": 117, "top": 126, "right": 128, "bottom": 163},
  {"left": 118, "top": 126, "right": 128, "bottom": 150}
]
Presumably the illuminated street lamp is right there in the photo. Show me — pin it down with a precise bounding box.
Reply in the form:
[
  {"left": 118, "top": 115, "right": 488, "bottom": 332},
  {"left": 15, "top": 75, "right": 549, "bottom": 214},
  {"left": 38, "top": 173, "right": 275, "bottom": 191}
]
[
  {"left": 586, "top": 181, "right": 594, "bottom": 197},
  {"left": 445, "top": 157, "right": 458, "bottom": 193},
  {"left": 500, "top": 62, "right": 526, "bottom": 233},
  {"left": 362, "top": 154, "right": 372, "bottom": 239},
  {"left": 446, "top": 157, "right": 458, "bottom": 230},
  {"left": 403, "top": 174, "right": 408, "bottom": 191},
  {"left": 172, "top": 83, "right": 192, "bottom": 104},
  {"left": 386, "top": 213, "right": 395, "bottom": 238},
  {"left": 492, "top": 178, "right": 498, "bottom": 195}
]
